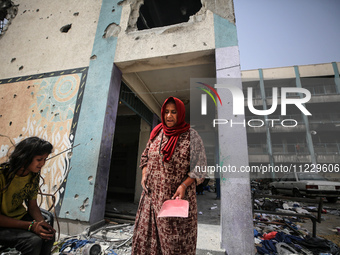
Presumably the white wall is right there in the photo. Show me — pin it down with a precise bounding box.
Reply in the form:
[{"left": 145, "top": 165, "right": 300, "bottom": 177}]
[{"left": 0, "top": 0, "right": 101, "bottom": 79}]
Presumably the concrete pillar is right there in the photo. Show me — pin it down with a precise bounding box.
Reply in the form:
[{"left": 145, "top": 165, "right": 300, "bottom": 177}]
[
  {"left": 90, "top": 65, "right": 122, "bottom": 223},
  {"left": 213, "top": 4, "right": 253, "bottom": 253},
  {"left": 215, "top": 46, "right": 254, "bottom": 254},
  {"left": 258, "top": 69, "right": 275, "bottom": 179},
  {"left": 59, "top": 0, "right": 123, "bottom": 225},
  {"left": 332, "top": 62, "right": 340, "bottom": 94},
  {"left": 294, "top": 66, "right": 316, "bottom": 165}
]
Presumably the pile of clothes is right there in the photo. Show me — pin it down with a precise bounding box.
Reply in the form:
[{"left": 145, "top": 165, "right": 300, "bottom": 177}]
[
  {"left": 255, "top": 230, "right": 340, "bottom": 255},
  {"left": 253, "top": 198, "right": 340, "bottom": 255}
]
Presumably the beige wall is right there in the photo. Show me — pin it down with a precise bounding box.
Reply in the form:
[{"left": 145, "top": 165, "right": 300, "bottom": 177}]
[
  {"left": 0, "top": 0, "right": 102, "bottom": 210},
  {"left": 242, "top": 62, "right": 338, "bottom": 80},
  {"left": 0, "top": 0, "right": 101, "bottom": 79}
]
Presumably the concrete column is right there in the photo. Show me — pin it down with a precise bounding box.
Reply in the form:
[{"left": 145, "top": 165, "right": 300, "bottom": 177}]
[
  {"left": 90, "top": 65, "right": 122, "bottom": 223},
  {"left": 332, "top": 62, "right": 340, "bottom": 94},
  {"left": 59, "top": 0, "right": 123, "bottom": 225},
  {"left": 134, "top": 119, "right": 151, "bottom": 203},
  {"left": 215, "top": 46, "right": 254, "bottom": 255},
  {"left": 294, "top": 66, "right": 316, "bottom": 165},
  {"left": 258, "top": 69, "right": 275, "bottom": 179}
]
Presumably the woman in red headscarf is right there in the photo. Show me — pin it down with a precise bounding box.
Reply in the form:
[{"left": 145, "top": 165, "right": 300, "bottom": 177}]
[{"left": 132, "top": 97, "right": 207, "bottom": 255}]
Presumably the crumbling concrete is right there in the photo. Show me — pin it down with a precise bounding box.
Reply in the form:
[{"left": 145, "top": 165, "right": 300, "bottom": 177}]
[
  {"left": 0, "top": 0, "right": 18, "bottom": 36},
  {"left": 103, "top": 22, "right": 121, "bottom": 38}
]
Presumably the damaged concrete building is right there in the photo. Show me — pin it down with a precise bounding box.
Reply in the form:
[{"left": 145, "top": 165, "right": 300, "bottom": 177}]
[
  {"left": 0, "top": 0, "right": 253, "bottom": 253},
  {"left": 3, "top": 0, "right": 339, "bottom": 254},
  {"left": 243, "top": 62, "right": 340, "bottom": 181}
]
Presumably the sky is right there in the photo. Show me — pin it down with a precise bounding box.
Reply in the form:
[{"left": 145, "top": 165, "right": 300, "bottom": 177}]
[{"left": 233, "top": 0, "right": 340, "bottom": 70}]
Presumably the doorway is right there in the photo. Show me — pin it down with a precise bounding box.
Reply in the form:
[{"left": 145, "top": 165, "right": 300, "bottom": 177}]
[{"left": 107, "top": 104, "right": 140, "bottom": 202}]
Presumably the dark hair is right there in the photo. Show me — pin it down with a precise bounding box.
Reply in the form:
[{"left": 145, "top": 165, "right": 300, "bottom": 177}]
[
  {"left": 165, "top": 97, "right": 176, "bottom": 105},
  {"left": 0, "top": 136, "right": 53, "bottom": 191}
]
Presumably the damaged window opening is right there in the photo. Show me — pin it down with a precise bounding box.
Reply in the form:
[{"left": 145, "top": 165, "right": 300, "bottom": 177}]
[
  {"left": 137, "top": 0, "right": 202, "bottom": 30},
  {"left": 0, "top": 17, "right": 8, "bottom": 34},
  {"left": 0, "top": 0, "right": 17, "bottom": 36}
]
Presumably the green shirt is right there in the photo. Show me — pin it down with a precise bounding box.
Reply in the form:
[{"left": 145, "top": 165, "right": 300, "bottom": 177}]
[{"left": 0, "top": 170, "right": 39, "bottom": 220}]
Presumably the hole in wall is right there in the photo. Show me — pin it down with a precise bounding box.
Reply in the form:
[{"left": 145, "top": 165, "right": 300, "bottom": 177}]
[
  {"left": 103, "top": 22, "right": 121, "bottom": 38},
  {"left": 67, "top": 151, "right": 73, "bottom": 158},
  {"left": 60, "top": 24, "right": 72, "bottom": 33},
  {"left": 137, "top": 0, "right": 202, "bottom": 30},
  {"left": 80, "top": 198, "right": 89, "bottom": 212}
]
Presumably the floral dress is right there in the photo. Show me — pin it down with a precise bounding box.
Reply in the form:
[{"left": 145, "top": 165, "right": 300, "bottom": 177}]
[{"left": 132, "top": 128, "right": 207, "bottom": 255}]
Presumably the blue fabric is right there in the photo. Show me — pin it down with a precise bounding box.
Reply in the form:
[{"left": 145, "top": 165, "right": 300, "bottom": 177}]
[
  {"left": 59, "top": 239, "right": 94, "bottom": 254},
  {"left": 261, "top": 240, "right": 277, "bottom": 253},
  {"left": 256, "top": 245, "right": 271, "bottom": 254},
  {"left": 274, "top": 232, "right": 303, "bottom": 244}
]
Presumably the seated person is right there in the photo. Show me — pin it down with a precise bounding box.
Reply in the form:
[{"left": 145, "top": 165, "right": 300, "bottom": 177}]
[{"left": 0, "top": 137, "right": 56, "bottom": 255}]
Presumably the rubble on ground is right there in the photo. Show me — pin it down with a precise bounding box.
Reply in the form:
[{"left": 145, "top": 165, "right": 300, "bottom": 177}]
[
  {"left": 253, "top": 197, "right": 340, "bottom": 254},
  {"left": 52, "top": 223, "right": 133, "bottom": 255}
]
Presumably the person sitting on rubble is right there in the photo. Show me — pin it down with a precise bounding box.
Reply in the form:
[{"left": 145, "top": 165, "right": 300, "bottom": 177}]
[{"left": 0, "top": 136, "right": 56, "bottom": 255}]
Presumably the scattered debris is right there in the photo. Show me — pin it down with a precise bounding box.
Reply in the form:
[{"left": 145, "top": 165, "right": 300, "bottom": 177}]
[
  {"left": 52, "top": 223, "right": 134, "bottom": 255},
  {"left": 253, "top": 195, "right": 340, "bottom": 254}
]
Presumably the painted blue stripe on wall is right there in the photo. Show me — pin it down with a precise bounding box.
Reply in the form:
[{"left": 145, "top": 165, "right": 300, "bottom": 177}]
[
  {"left": 59, "top": 0, "right": 123, "bottom": 221},
  {"left": 214, "top": 14, "right": 238, "bottom": 48}
]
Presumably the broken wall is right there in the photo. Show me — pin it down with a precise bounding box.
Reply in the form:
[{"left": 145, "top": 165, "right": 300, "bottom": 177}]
[
  {"left": 0, "top": 0, "right": 101, "bottom": 79},
  {"left": 114, "top": 0, "right": 218, "bottom": 73},
  {"left": 0, "top": 68, "right": 88, "bottom": 211},
  {"left": 0, "top": 0, "right": 101, "bottom": 205}
]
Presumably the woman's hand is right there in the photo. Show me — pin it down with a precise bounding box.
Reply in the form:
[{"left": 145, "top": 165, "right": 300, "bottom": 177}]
[
  {"left": 171, "top": 178, "right": 195, "bottom": 199},
  {"left": 31, "top": 221, "right": 56, "bottom": 240},
  {"left": 171, "top": 184, "right": 186, "bottom": 199},
  {"left": 141, "top": 167, "right": 148, "bottom": 193}
]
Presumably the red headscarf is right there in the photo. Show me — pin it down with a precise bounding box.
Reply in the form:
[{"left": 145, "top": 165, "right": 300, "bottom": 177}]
[{"left": 150, "top": 97, "right": 190, "bottom": 162}]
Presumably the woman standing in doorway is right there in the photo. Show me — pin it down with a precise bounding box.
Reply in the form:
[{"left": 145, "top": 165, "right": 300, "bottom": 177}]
[{"left": 132, "top": 97, "right": 207, "bottom": 255}]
